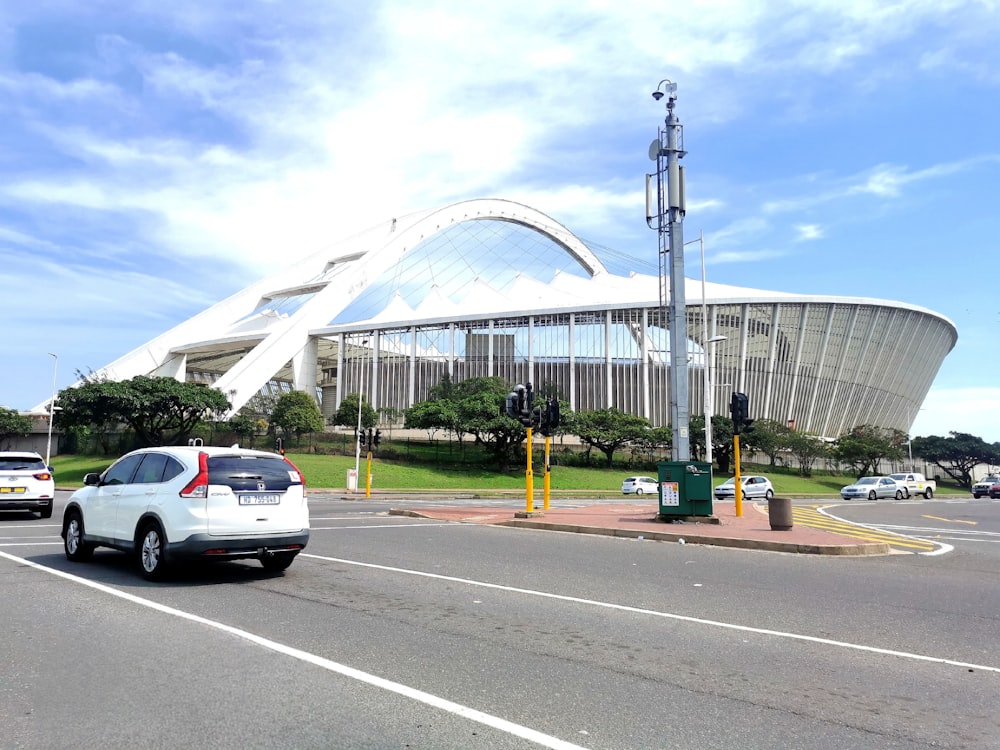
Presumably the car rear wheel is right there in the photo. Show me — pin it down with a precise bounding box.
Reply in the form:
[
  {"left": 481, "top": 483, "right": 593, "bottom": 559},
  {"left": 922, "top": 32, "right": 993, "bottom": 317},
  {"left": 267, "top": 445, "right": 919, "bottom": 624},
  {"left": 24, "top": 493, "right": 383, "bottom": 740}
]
[
  {"left": 868, "top": 490, "right": 877, "bottom": 501},
  {"left": 64, "top": 511, "right": 94, "bottom": 562},
  {"left": 139, "top": 522, "right": 169, "bottom": 581},
  {"left": 924, "top": 488, "right": 934, "bottom": 499},
  {"left": 895, "top": 490, "right": 903, "bottom": 500},
  {"left": 39, "top": 505, "right": 53, "bottom": 519},
  {"left": 260, "top": 552, "right": 297, "bottom": 572},
  {"left": 635, "top": 488, "right": 644, "bottom": 495},
  {"left": 764, "top": 489, "right": 774, "bottom": 500}
]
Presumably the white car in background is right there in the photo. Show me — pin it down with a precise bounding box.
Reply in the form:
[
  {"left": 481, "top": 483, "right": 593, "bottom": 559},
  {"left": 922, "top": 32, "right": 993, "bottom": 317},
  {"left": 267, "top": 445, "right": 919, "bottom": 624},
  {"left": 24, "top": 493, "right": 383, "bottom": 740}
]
[
  {"left": 0, "top": 451, "right": 55, "bottom": 518},
  {"left": 714, "top": 475, "right": 774, "bottom": 500},
  {"left": 621, "top": 476, "right": 659, "bottom": 495},
  {"left": 62, "top": 446, "right": 309, "bottom": 580}
]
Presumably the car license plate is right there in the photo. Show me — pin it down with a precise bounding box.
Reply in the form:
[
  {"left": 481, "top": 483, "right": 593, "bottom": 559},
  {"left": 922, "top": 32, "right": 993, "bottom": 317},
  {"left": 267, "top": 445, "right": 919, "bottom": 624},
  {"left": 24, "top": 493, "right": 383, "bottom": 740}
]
[
  {"left": 238, "top": 493, "right": 280, "bottom": 505},
  {"left": 0, "top": 487, "right": 26, "bottom": 494}
]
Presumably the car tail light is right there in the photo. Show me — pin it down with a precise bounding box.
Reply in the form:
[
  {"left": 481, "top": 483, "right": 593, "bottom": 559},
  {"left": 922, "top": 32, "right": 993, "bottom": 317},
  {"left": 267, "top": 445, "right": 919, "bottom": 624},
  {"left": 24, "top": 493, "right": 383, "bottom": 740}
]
[
  {"left": 179, "top": 451, "right": 210, "bottom": 499},
  {"left": 283, "top": 457, "right": 306, "bottom": 489},
  {"left": 33, "top": 472, "right": 53, "bottom": 481}
]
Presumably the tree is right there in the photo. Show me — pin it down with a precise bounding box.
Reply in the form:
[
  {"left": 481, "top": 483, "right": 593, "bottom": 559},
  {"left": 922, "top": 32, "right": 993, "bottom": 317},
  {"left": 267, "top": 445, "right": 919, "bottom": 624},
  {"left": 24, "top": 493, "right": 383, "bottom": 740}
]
[
  {"left": 270, "top": 391, "right": 324, "bottom": 443},
  {"left": 332, "top": 392, "right": 377, "bottom": 431},
  {"left": 832, "top": 424, "right": 905, "bottom": 477},
  {"left": 910, "top": 432, "right": 1000, "bottom": 488},
  {"left": 404, "top": 376, "right": 528, "bottom": 469},
  {"left": 404, "top": 398, "right": 458, "bottom": 440},
  {"left": 689, "top": 414, "right": 706, "bottom": 461},
  {"left": 631, "top": 425, "right": 672, "bottom": 463},
  {"left": 573, "top": 408, "right": 651, "bottom": 468},
  {"left": 227, "top": 410, "right": 260, "bottom": 449},
  {"left": 746, "top": 419, "right": 793, "bottom": 467},
  {"left": 404, "top": 374, "right": 464, "bottom": 441},
  {"left": 786, "top": 431, "right": 829, "bottom": 477},
  {"left": 0, "top": 407, "right": 32, "bottom": 450},
  {"left": 450, "top": 377, "right": 527, "bottom": 468},
  {"left": 712, "top": 415, "right": 736, "bottom": 473},
  {"left": 57, "top": 375, "right": 231, "bottom": 448}
]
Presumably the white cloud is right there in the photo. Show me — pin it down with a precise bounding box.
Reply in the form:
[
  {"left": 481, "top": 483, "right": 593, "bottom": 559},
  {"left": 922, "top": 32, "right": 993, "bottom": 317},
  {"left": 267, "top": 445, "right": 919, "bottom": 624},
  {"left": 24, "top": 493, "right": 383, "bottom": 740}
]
[
  {"left": 911, "top": 387, "right": 1000, "bottom": 444},
  {"left": 795, "top": 223, "right": 824, "bottom": 241}
]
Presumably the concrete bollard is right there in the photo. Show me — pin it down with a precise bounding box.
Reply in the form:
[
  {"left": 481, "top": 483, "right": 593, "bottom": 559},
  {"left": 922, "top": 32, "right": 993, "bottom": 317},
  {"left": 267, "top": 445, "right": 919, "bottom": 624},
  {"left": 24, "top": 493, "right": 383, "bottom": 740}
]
[{"left": 768, "top": 496, "right": 793, "bottom": 531}]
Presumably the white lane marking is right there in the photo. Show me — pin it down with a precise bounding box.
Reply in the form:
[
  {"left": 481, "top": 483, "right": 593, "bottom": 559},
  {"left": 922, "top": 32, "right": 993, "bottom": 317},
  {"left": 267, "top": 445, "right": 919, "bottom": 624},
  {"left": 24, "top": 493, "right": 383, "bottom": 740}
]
[
  {"left": 0, "top": 523, "right": 62, "bottom": 529},
  {"left": 875, "top": 525, "right": 1000, "bottom": 538},
  {"left": 302, "top": 553, "right": 1000, "bottom": 675},
  {"left": 311, "top": 523, "right": 455, "bottom": 530},
  {"left": 816, "top": 506, "right": 954, "bottom": 556},
  {"left": 0, "top": 542, "right": 63, "bottom": 547},
  {"left": 0, "top": 550, "right": 589, "bottom": 750}
]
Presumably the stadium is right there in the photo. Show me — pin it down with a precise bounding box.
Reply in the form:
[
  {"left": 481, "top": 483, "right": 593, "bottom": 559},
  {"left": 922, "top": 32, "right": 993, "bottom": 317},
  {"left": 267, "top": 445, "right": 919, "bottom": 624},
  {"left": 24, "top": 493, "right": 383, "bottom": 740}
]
[{"left": 50, "top": 198, "right": 957, "bottom": 440}]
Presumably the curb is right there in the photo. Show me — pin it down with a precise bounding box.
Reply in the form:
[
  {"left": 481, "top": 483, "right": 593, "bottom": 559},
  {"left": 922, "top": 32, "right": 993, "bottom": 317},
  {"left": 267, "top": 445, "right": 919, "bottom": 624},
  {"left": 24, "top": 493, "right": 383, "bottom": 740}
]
[{"left": 389, "top": 509, "right": 891, "bottom": 556}]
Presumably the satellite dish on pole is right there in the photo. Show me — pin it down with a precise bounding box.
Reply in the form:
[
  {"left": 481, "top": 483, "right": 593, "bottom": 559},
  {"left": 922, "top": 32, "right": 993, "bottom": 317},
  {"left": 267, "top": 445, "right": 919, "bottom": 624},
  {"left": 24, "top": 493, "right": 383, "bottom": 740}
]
[{"left": 648, "top": 139, "right": 661, "bottom": 161}]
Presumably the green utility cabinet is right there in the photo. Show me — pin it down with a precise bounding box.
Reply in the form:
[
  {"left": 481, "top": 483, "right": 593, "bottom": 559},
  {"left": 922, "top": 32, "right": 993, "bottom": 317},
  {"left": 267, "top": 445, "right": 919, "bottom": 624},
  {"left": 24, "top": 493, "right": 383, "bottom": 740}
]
[{"left": 656, "top": 461, "right": 714, "bottom": 518}]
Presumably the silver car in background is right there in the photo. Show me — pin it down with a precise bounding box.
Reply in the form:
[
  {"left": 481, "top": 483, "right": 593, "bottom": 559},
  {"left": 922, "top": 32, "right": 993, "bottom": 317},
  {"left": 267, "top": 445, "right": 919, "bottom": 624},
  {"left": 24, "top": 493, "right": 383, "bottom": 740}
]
[{"left": 841, "top": 476, "right": 903, "bottom": 501}]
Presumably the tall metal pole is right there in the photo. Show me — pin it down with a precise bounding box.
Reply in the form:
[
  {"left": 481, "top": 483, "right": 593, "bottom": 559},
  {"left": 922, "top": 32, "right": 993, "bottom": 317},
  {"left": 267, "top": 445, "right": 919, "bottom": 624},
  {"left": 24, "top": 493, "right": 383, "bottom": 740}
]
[
  {"left": 648, "top": 79, "right": 689, "bottom": 460},
  {"left": 45, "top": 352, "right": 58, "bottom": 466},
  {"left": 354, "top": 337, "right": 368, "bottom": 490},
  {"left": 699, "top": 232, "right": 712, "bottom": 467}
]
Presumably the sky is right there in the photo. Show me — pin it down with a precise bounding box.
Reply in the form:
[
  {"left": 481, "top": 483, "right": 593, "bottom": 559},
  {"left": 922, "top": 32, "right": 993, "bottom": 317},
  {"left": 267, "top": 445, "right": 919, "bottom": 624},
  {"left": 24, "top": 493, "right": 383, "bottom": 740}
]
[{"left": 2, "top": 0, "right": 998, "bottom": 443}]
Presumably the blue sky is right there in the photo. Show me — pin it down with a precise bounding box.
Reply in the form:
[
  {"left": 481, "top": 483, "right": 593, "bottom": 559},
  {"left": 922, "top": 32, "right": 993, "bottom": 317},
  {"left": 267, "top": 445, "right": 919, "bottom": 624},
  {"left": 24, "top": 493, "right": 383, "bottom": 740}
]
[{"left": 3, "top": 1, "right": 998, "bottom": 442}]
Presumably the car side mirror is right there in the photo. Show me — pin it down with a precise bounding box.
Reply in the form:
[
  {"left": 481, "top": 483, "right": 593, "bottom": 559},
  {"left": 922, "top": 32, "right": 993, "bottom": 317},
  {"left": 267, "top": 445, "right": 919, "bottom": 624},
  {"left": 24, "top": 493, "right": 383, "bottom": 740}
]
[{"left": 83, "top": 472, "right": 101, "bottom": 487}]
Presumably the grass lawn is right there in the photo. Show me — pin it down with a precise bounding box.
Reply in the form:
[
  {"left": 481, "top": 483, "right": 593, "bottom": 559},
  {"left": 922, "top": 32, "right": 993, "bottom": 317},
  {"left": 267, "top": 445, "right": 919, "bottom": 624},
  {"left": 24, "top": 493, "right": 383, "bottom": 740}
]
[{"left": 50, "top": 452, "right": 967, "bottom": 498}]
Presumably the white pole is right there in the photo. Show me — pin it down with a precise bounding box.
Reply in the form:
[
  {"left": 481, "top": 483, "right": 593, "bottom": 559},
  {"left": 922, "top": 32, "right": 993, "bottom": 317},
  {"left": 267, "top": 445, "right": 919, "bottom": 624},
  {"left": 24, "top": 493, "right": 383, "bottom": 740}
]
[
  {"left": 700, "top": 232, "right": 713, "bottom": 467},
  {"left": 45, "top": 353, "right": 58, "bottom": 466},
  {"left": 354, "top": 338, "right": 368, "bottom": 487}
]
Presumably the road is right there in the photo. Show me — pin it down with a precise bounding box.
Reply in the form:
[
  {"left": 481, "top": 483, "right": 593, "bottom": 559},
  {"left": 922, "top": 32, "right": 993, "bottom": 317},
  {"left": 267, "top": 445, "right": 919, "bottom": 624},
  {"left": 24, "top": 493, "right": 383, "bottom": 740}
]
[{"left": 2, "top": 492, "right": 999, "bottom": 749}]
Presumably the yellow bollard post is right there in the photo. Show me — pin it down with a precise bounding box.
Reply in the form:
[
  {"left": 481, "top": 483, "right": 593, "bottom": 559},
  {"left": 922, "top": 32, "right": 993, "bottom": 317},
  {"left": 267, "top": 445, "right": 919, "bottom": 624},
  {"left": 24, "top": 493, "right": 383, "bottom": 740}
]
[
  {"left": 733, "top": 434, "right": 742, "bottom": 517},
  {"left": 543, "top": 435, "right": 551, "bottom": 510},
  {"left": 365, "top": 449, "right": 373, "bottom": 498},
  {"left": 525, "top": 426, "right": 534, "bottom": 513}
]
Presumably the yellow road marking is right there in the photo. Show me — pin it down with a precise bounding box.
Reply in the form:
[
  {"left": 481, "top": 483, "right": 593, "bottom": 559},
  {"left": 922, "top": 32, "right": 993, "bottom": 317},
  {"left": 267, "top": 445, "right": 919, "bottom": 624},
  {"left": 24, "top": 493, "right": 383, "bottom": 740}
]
[
  {"left": 922, "top": 515, "right": 977, "bottom": 525},
  {"left": 791, "top": 506, "right": 938, "bottom": 552}
]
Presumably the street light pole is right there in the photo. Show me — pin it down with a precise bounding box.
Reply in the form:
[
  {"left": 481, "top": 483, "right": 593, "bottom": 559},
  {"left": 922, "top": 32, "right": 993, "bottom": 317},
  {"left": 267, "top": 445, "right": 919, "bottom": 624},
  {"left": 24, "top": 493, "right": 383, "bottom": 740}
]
[
  {"left": 354, "top": 337, "right": 369, "bottom": 489},
  {"left": 647, "top": 79, "right": 690, "bottom": 460},
  {"left": 45, "top": 352, "right": 58, "bottom": 466},
  {"left": 690, "top": 231, "right": 725, "bottom": 467}
]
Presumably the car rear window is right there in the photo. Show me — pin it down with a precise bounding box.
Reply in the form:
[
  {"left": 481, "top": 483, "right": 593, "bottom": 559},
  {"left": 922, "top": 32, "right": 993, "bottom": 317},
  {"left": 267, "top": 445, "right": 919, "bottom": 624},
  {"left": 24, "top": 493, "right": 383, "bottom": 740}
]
[
  {"left": 0, "top": 456, "right": 47, "bottom": 471},
  {"left": 207, "top": 455, "right": 301, "bottom": 492}
]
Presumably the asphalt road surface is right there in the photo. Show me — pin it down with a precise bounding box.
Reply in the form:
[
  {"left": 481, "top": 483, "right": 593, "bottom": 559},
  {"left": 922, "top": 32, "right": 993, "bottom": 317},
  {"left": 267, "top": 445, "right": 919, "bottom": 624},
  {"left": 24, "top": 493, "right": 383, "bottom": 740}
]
[{"left": 2, "top": 492, "right": 998, "bottom": 749}]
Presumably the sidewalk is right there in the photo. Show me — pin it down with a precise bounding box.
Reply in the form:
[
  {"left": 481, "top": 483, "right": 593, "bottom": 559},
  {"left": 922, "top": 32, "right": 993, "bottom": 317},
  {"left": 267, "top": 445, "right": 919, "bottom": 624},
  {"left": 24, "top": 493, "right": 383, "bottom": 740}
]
[{"left": 387, "top": 499, "right": 890, "bottom": 556}]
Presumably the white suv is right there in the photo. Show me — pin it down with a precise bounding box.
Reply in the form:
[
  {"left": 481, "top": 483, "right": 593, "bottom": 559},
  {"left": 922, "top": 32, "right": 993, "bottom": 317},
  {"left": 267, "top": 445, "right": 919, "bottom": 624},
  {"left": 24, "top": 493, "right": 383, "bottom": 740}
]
[
  {"left": 0, "top": 451, "right": 55, "bottom": 518},
  {"left": 62, "top": 446, "right": 309, "bottom": 580}
]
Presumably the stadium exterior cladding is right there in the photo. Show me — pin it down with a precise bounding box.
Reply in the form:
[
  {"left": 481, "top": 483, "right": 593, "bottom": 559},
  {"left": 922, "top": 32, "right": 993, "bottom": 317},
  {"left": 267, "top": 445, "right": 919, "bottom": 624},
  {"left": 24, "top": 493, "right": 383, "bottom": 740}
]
[
  {"left": 40, "top": 199, "right": 956, "bottom": 442},
  {"left": 320, "top": 295, "right": 955, "bottom": 441}
]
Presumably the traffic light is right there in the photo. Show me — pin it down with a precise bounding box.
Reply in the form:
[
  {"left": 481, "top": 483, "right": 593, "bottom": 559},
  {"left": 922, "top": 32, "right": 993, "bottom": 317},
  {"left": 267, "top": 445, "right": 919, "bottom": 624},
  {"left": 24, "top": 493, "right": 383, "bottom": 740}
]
[
  {"left": 275, "top": 437, "right": 284, "bottom": 455},
  {"left": 505, "top": 387, "right": 521, "bottom": 419},
  {"left": 373, "top": 429, "right": 381, "bottom": 448},
  {"left": 539, "top": 398, "right": 561, "bottom": 436},
  {"left": 730, "top": 392, "right": 750, "bottom": 434},
  {"left": 505, "top": 383, "right": 535, "bottom": 426}
]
